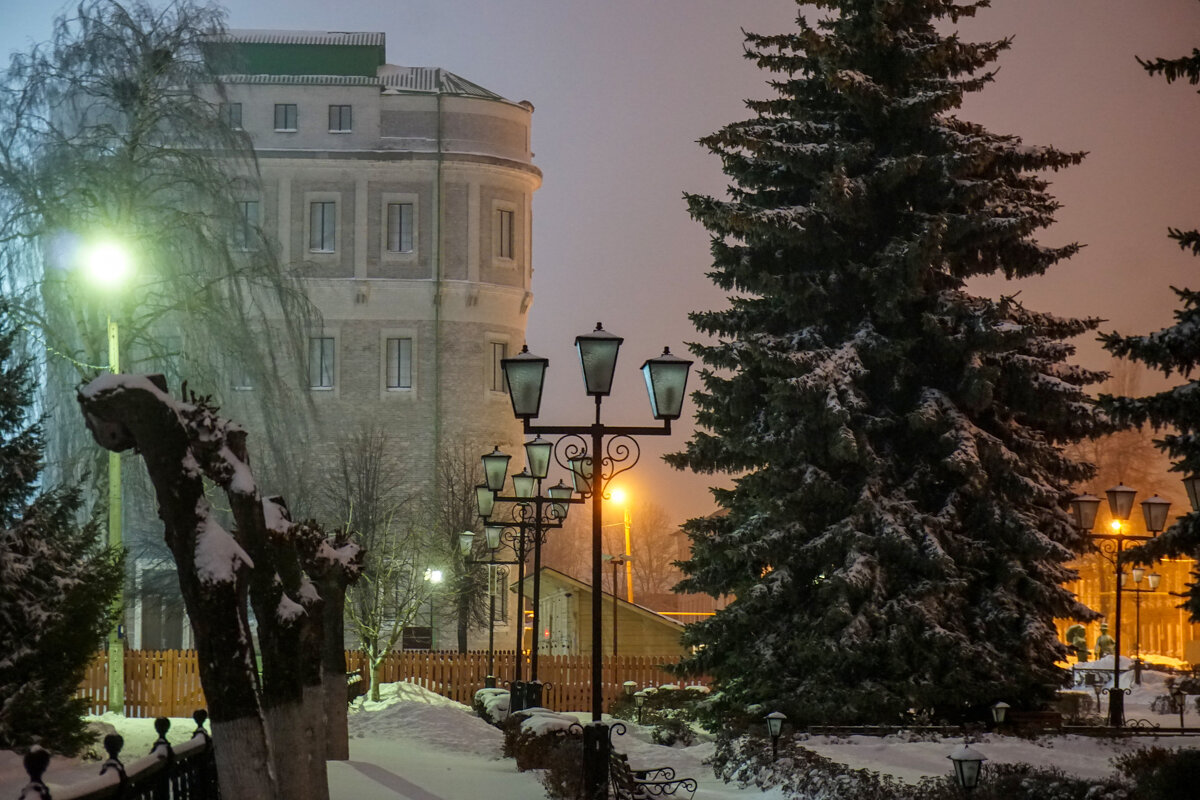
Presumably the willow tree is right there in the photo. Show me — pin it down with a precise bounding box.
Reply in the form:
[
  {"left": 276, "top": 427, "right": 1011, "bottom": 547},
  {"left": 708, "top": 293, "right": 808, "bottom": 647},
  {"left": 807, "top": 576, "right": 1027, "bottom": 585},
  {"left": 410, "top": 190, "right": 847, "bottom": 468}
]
[
  {"left": 0, "top": 0, "right": 314, "bottom": 494},
  {"left": 669, "top": 0, "right": 1103, "bottom": 723}
]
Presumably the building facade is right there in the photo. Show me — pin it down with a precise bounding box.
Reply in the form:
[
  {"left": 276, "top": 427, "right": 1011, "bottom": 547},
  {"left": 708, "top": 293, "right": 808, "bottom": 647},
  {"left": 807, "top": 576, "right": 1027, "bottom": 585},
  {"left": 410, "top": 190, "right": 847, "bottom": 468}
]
[{"left": 129, "top": 30, "right": 538, "bottom": 651}]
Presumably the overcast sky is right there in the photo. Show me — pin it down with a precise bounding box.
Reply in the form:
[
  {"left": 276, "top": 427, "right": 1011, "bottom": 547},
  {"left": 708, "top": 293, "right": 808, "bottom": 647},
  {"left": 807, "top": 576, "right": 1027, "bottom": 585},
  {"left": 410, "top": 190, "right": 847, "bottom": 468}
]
[{"left": 3, "top": 1, "right": 1198, "bottom": 525}]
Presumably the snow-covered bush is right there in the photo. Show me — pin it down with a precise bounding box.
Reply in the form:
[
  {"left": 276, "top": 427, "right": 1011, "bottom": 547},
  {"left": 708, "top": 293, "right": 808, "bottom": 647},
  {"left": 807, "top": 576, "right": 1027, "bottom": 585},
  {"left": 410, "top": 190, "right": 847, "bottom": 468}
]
[
  {"left": 473, "top": 687, "right": 509, "bottom": 725},
  {"left": 1112, "top": 746, "right": 1200, "bottom": 800},
  {"left": 501, "top": 708, "right": 578, "bottom": 772}
]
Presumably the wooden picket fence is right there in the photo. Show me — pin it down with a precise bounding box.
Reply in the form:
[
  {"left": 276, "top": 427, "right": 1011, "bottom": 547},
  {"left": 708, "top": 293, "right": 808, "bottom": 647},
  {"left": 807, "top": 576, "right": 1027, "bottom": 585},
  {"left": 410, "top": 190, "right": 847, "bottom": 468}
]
[
  {"left": 79, "top": 649, "right": 704, "bottom": 718},
  {"left": 77, "top": 649, "right": 206, "bottom": 718}
]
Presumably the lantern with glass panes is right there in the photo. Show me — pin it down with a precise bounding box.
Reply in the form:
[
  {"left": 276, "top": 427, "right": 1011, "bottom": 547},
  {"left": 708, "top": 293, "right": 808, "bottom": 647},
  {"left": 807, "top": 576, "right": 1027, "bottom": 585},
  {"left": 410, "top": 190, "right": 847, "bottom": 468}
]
[{"left": 499, "top": 323, "right": 692, "bottom": 800}]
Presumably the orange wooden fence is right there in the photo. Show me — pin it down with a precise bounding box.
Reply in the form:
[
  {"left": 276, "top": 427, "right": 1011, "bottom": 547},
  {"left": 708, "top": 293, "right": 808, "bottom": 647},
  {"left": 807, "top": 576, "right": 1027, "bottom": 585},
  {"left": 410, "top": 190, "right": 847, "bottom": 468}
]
[{"left": 79, "top": 650, "right": 704, "bottom": 718}]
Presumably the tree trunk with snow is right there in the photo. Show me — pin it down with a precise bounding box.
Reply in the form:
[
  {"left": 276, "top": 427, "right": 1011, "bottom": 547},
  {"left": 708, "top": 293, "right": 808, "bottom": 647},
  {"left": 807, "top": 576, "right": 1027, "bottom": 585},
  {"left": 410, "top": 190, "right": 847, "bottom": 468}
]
[
  {"left": 78, "top": 375, "right": 279, "bottom": 800},
  {"left": 79, "top": 375, "right": 363, "bottom": 800}
]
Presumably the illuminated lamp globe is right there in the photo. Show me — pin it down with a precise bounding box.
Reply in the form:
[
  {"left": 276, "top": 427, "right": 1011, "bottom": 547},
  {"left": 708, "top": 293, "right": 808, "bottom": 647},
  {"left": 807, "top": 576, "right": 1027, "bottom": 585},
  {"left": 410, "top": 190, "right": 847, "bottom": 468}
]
[
  {"left": 575, "top": 323, "right": 623, "bottom": 397},
  {"left": 1140, "top": 495, "right": 1171, "bottom": 534},
  {"left": 501, "top": 345, "right": 549, "bottom": 420},
  {"left": 84, "top": 241, "right": 133, "bottom": 288},
  {"left": 1106, "top": 484, "right": 1137, "bottom": 521},
  {"left": 641, "top": 347, "right": 692, "bottom": 421}
]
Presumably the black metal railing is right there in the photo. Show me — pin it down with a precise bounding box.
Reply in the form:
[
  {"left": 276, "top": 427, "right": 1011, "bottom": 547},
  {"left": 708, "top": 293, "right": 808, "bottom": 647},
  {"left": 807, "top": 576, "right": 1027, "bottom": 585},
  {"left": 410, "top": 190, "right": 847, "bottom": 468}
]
[{"left": 18, "top": 711, "right": 219, "bottom": 800}]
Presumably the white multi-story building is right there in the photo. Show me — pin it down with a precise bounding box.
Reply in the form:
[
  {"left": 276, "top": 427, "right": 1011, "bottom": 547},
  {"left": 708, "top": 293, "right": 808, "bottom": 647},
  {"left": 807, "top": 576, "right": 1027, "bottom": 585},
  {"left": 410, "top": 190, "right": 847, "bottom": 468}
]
[{"left": 131, "top": 30, "right": 540, "bottom": 651}]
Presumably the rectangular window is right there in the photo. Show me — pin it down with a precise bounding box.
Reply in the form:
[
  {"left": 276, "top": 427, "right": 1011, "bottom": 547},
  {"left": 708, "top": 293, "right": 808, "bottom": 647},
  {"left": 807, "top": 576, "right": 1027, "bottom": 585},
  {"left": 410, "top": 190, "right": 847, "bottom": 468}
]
[
  {"left": 309, "top": 337, "right": 335, "bottom": 389},
  {"left": 490, "top": 341, "right": 507, "bottom": 393},
  {"left": 386, "top": 202, "right": 414, "bottom": 253},
  {"left": 496, "top": 209, "right": 514, "bottom": 259},
  {"left": 221, "top": 102, "right": 242, "bottom": 130},
  {"left": 328, "top": 104, "right": 352, "bottom": 132},
  {"left": 386, "top": 337, "right": 413, "bottom": 390},
  {"left": 274, "top": 103, "right": 297, "bottom": 131},
  {"left": 309, "top": 201, "right": 336, "bottom": 252},
  {"left": 233, "top": 200, "right": 258, "bottom": 251}
]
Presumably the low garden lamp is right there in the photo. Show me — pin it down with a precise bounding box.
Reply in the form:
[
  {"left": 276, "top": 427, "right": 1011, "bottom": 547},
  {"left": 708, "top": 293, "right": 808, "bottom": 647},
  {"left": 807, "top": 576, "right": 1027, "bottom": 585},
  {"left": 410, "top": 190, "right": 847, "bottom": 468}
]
[
  {"left": 1183, "top": 475, "right": 1200, "bottom": 512},
  {"left": 623, "top": 681, "right": 637, "bottom": 698},
  {"left": 634, "top": 690, "right": 647, "bottom": 724},
  {"left": 948, "top": 743, "right": 987, "bottom": 793},
  {"left": 766, "top": 711, "right": 786, "bottom": 760},
  {"left": 990, "top": 701, "right": 1009, "bottom": 726}
]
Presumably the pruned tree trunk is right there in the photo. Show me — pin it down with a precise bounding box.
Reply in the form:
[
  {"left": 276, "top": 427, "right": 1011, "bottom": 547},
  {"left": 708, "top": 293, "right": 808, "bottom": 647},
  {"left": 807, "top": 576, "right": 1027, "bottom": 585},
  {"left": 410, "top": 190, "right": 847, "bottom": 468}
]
[
  {"left": 79, "top": 375, "right": 278, "bottom": 800},
  {"left": 78, "top": 375, "right": 362, "bottom": 800}
]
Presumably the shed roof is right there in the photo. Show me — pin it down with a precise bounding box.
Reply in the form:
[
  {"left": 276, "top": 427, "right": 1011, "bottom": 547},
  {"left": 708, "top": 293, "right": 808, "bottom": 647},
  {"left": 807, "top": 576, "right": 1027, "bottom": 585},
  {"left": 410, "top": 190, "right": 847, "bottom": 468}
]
[
  {"left": 518, "top": 567, "right": 687, "bottom": 630},
  {"left": 213, "top": 30, "right": 385, "bottom": 47}
]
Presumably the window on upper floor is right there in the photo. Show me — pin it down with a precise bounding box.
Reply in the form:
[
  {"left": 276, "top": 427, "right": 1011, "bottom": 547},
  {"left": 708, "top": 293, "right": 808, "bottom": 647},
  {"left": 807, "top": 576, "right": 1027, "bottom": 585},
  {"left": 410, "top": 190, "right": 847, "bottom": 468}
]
[
  {"left": 233, "top": 200, "right": 259, "bottom": 252},
  {"left": 274, "top": 103, "right": 298, "bottom": 131},
  {"left": 495, "top": 208, "right": 514, "bottom": 260},
  {"left": 385, "top": 337, "right": 413, "bottom": 390},
  {"left": 309, "top": 201, "right": 336, "bottom": 253},
  {"left": 309, "top": 336, "right": 335, "bottom": 390},
  {"left": 490, "top": 341, "right": 508, "bottom": 393},
  {"left": 386, "top": 202, "right": 414, "bottom": 253},
  {"left": 220, "top": 102, "right": 242, "bottom": 130},
  {"left": 328, "top": 104, "right": 352, "bottom": 133}
]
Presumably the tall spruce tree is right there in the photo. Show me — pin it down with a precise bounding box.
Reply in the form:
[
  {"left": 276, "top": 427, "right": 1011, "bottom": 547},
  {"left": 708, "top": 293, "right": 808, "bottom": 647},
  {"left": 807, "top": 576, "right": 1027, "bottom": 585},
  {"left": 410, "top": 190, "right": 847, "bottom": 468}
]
[
  {"left": 668, "top": 0, "right": 1103, "bottom": 723},
  {"left": 1100, "top": 47, "right": 1200, "bottom": 619},
  {"left": 0, "top": 309, "right": 121, "bottom": 754}
]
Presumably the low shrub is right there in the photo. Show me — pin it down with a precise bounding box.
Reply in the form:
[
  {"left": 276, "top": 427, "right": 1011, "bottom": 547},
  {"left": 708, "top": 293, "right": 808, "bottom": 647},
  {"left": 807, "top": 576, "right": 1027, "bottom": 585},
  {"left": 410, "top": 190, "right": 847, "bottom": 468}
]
[
  {"left": 537, "top": 730, "right": 585, "bottom": 800},
  {"left": 1113, "top": 746, "right": 1200, "bottom": 800}
]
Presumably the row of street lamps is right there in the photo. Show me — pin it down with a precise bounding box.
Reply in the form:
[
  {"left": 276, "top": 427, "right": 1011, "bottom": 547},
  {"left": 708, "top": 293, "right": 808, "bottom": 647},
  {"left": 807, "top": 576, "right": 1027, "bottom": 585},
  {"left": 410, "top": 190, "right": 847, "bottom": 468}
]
[{"left": 1069, "top": 478, "right": 1200, "bottom": 727}]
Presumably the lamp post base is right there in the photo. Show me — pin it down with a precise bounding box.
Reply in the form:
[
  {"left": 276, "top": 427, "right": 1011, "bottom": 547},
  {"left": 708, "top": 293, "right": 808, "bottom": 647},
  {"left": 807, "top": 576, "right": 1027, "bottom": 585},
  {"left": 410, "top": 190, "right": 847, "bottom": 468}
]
[
  {"left": 582, "top": 721, "right": 610, "bottom": 800},
  {"left": 510, "top": 680, "right": 527, "bottom": 713},
  {"left": 526, "top": 680, "right": 544, "bottom": 709},
  {"left": 1108, "top": 690, "right": 1125, "bottom": 727},
  {"left": 485, "top": 675, "right": 496, "bottom": 689}
]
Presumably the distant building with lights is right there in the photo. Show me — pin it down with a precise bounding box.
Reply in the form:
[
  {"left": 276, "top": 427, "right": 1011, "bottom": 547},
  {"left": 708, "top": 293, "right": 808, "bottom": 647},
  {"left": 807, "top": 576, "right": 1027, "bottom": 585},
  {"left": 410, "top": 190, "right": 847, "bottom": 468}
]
[{"left": 130, "top": 30, "right": 539, "bottom": 651}]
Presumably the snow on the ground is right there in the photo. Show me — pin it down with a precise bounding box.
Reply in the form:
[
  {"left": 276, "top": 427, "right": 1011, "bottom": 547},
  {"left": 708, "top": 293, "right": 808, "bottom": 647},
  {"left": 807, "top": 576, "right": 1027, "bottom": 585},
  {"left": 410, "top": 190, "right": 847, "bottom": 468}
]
[{"left": 3, "top": 673, "right": 1198, "bottom": 799}]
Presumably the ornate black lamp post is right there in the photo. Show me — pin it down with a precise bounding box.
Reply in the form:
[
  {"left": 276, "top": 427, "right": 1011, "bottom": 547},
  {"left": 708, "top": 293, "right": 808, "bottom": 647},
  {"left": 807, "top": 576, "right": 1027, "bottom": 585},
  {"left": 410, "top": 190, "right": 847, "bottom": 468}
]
[
  {"left": 458, "top": 527, "right": 519, "bottom": 689},
  {"left": 478, "top": 440, "right": 578, "bottom": 711},
  {"left": 1070, "top": 486, "right": 1171, "bottom": 726},
  {"left": 1119, "top": 566, "right": 1161, "bottom": 684},
  {"left": 500, "top": 324, "right": 691, "bottom": 800}
]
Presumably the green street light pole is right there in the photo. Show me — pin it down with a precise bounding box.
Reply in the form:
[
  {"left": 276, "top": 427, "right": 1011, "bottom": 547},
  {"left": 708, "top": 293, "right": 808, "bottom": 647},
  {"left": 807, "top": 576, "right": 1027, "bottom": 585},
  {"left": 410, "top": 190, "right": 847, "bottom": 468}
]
[
  {"left": 85, "top": 240, "right": 132, "bottom": 715},
  {"left": 106, "top": 315, "right": 123, "bottom": 714}
]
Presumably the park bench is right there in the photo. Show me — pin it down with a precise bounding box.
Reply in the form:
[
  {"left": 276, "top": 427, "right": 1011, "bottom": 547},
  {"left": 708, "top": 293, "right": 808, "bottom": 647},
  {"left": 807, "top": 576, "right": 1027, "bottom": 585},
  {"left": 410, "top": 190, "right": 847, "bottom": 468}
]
[
  {"left": 609, "top": 751, "right": 697, "bottom": 799},
  {"left": 347, "top": 664, "right": 370, "bottom": 702}
]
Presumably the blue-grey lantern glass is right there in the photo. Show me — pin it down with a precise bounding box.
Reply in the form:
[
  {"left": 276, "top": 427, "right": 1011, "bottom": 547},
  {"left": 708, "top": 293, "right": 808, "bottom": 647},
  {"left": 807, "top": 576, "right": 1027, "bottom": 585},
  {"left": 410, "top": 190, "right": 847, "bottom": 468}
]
[
  {"left": 512, "top": 469, "right": 536, "bottom": 500},
  {"left": 485, "top": 525, "right": 503, "bottom": 551},
  {"left": 482, "top": 447, "right": 511, "bottom": 493},
  {"left": 476, "top": 484, "right": 495, "bottom": 519},
  {"left": 948, "top": 744, "right": 986, "bottom": 790},
  {"left": 1070, "top": 494, "right": 1101, "bottom": 531},
  {"left": 569, "top": 455, "right": 592, "bottom": 494},
  {"left": 547, "top": 480, "right": 573, "bottom": 519},
  {"left": 525, "top": 436, "right": 553, "bottom": 480},
  {"left": 1140, "top": 495, "right": 1171, "bottom": 533},
  {"left": 458, "top": 530, "right": 475, "bottom": 556},
  {"left": 641, "top": 347, "right": 692, "bottom": 421},
  {"left": 1106, "top": 484, "right": 1137, "bottom": 521},
  {"left": 575, "top": 323, "right": 623, "bottom": 397},
  {"left": 501, "top": 345, "right": 549, "bottom": 419}
]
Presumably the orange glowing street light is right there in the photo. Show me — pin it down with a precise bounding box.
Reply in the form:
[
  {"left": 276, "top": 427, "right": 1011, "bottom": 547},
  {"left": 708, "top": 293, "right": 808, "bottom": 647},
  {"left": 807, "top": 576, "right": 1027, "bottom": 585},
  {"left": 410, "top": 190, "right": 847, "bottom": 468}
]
[{"left": 610, "top": 487, "right": 634, "bottom": 603}]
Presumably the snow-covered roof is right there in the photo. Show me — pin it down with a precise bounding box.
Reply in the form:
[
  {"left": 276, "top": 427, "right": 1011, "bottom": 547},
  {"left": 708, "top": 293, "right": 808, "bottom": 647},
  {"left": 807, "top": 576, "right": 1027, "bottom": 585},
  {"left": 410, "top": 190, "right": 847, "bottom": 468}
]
[{"left": 378, "top": 66, "right": 505, "bottom": 100}]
